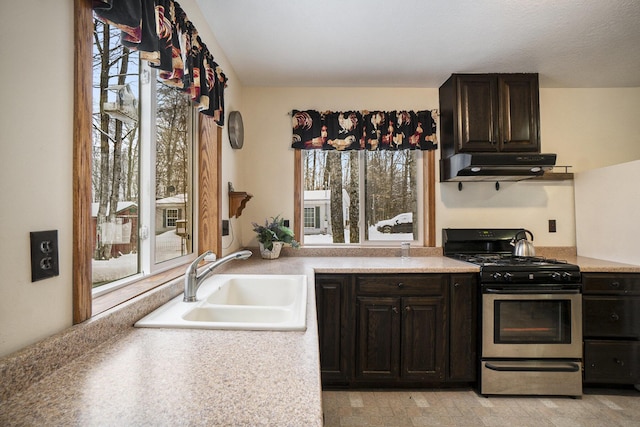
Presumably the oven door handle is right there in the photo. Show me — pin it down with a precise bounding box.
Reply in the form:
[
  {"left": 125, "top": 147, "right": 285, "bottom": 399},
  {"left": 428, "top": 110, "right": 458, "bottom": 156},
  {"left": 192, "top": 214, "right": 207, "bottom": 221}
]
[
  {"left": 485, "top": 362, "right": 581, "bottom": 373},
  {"left": 483, "top": 288, "right": 581, "bottom": 294}
]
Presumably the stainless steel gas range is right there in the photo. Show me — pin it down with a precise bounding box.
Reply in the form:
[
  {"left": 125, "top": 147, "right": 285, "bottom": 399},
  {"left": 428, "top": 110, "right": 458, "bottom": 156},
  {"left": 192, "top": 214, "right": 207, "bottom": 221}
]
[{"left": 443, "top": 228, "right": 583, "bottom": 397}]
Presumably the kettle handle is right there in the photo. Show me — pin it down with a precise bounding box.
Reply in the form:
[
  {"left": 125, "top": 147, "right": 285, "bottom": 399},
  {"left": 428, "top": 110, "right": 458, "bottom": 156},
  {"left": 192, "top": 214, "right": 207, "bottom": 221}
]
[{"left": 515, "top": 229, "right": 534, "bottom": 241}]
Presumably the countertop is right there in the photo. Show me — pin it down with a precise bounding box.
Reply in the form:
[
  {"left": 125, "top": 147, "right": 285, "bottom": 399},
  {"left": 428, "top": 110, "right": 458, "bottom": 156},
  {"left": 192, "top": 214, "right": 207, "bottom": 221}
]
[
  {"left": 1, "top": 254, "right": 638, "bottom": 426},
  {"left": 0, "top": 255, "right": 475, "bottom": 426}
]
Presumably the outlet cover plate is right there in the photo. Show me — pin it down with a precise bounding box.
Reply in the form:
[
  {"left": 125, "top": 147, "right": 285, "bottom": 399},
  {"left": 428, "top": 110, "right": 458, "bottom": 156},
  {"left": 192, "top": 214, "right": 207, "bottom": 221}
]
[{"left": 30, "top": 230, "right": 59, "bottom": 282}]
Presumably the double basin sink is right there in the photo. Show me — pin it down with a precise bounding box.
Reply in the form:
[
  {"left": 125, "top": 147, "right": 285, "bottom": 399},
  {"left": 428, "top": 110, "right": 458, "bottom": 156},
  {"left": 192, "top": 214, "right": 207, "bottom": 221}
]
[{"left": 135, "top": 274, "right": 308, "bottom": 331}]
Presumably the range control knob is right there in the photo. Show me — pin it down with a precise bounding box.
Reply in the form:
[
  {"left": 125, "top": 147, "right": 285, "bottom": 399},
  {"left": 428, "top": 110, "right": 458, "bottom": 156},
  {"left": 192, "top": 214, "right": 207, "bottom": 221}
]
[
  {"left": 562, "top": 272, "right": 573, "bottom": 281},
  {"left": 551, "top": 272, "right": 562, "bottom": 281},
  {"left": 491, "top": 272, "right": 502, "bottom": 281},
  {"left": 503, "top": 272, "right": 513, "bottom": 282}
]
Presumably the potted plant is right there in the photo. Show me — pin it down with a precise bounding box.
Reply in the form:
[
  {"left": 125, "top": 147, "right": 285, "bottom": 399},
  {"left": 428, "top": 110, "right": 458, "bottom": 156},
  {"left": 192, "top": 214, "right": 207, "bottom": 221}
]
[{"left": 252, "top": 215, "right": 300, "bottom": 259}]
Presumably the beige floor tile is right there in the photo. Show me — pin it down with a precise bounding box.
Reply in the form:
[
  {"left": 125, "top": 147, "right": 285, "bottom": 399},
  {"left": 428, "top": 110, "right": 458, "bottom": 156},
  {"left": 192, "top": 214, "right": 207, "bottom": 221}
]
[{"left": 321, "top": 388, "right": 640, "bottom": 427}]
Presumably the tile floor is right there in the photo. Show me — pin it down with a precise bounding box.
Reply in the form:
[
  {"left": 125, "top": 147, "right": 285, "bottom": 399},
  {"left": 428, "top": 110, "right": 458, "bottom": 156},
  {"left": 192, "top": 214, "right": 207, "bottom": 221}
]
[{"left": 322, "top": 387, "right": 640, "bottom": 426}]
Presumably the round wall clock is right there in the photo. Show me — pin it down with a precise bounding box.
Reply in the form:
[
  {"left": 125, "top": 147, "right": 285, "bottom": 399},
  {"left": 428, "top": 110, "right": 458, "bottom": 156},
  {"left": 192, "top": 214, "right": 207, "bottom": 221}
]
[{"left": 228, "top": 111, "right": 244, "bottom": 149}]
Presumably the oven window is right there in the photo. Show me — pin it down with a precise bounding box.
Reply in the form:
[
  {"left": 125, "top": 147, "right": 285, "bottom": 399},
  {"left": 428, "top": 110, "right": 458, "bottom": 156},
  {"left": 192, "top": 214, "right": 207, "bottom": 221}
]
[{"left": 494, "top": 300, "right": 572, "bottom": 344}]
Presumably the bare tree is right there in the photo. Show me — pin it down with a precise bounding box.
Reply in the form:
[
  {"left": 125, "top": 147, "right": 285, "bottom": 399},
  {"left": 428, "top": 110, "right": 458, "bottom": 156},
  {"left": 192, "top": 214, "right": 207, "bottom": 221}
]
[
  {"left": 92, "top": 20, "right": 138, "bottom": 260},
  {"left": 327, "top": 151, "right": 345, "bottom": 243},
  {"left": 104, "top": 47, "right": 131, "bottom": 258},
  {"left": 156, "top": 82, "right": 189, "bottom": 198},
  {"left": 348, "top": 151, "right": 359, "bottom": 242}
]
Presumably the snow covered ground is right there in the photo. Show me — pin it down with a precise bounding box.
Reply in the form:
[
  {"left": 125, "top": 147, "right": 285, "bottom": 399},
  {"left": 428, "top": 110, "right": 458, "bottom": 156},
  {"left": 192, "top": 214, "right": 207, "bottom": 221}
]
[
  {"left": 92, "top": 230, "right": 185, "bottom": 284},
  {"left": 304, "top": 225, "right": 413, "bottom": 244}
]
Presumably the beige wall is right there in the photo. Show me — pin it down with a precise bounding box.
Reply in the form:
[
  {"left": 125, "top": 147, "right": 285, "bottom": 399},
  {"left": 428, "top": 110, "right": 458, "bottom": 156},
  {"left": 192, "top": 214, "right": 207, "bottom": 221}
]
[
  {"left": 238, "top": 87, "right": 640, "bottom": 248},
  {"left": 1, "top": 0, "right": 639, "bottom": 357},
  {"left": 575, "top": 160, "right": 640, "bottom": 265}
]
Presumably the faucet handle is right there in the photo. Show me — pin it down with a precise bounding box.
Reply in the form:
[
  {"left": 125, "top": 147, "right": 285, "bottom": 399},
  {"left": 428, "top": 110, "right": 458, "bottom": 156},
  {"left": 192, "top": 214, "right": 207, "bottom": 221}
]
[
  {"left": 195, "top": 250, "right": 213, "bottom": 263},
  {"left": 188, "top": 250, "right": 213, "bottom": 273}
]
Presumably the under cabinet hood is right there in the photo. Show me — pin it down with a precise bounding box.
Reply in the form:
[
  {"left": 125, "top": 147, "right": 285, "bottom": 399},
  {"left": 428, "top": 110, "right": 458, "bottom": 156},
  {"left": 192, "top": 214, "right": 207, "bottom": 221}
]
[{"left": 440, "top": 153, "right": 557, "bottom": 182}]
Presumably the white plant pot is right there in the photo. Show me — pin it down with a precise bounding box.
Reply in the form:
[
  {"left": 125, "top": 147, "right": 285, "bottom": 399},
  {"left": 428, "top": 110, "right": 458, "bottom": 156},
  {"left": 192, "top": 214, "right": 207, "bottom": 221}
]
[{"left": 259, "top": 241, "right": 283, "bottom": 259}]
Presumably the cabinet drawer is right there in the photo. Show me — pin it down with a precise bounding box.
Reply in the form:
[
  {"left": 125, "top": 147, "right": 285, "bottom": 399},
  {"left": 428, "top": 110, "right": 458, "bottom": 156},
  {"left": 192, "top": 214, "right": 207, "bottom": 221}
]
[
  {"left": 356, "top": 274, "right": 446, "bottom": 296},
  {"left": 584, "top": 340, "right": 640, "bottom": 384},
  {"left": 583, "top": 273, "right": 640, "bottom": 295},
  {"left": 583, "top": 296, "right": 640, "bottom": 338}
]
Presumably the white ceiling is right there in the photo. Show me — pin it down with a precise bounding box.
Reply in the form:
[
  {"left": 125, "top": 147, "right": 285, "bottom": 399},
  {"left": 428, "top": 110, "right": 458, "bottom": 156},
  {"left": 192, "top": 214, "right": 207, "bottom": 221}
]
[{"left": 196, "top": 0, "right": 640, "bottom": 88}]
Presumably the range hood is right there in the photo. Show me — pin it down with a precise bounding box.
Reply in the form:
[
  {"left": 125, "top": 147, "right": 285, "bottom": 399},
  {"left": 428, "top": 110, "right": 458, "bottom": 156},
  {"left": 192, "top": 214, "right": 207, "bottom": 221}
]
[{"left": 440, "top": 153, "right": 557, "bottom": 182}]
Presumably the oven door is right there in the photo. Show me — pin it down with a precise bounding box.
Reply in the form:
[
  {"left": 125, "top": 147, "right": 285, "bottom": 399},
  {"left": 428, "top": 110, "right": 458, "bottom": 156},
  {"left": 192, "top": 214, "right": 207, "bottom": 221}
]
[{"left": 482, "top": 289, "right": 582, "bottom": 359}]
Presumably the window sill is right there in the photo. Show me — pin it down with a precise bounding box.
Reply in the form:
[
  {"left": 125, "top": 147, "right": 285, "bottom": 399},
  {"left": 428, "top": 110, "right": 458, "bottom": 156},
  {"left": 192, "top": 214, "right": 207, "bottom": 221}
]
[
  {"left": 92, "top": 264, "right": 187, "bottom": 316},
  {"left": 279, "top": 246, "right": 443, "bottom": 257}
]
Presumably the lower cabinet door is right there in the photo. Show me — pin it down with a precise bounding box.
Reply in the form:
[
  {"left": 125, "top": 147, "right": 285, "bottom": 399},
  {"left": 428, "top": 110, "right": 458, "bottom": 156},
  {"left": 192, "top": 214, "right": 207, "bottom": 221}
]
[
  {"left": 315, "top": 274, "right": 352, "bottom": 385},
  {"left": 355, "top": 296, "right": 446, "bottom": 383},
  {"left": 401, "top": 296, "right": 446, "bottom": 381},
  {"left": 584, "top": 340, "right": 640, "bottom": 384},
  {"left": 355, "top": 297, "right": 401, "bottom": 381}
]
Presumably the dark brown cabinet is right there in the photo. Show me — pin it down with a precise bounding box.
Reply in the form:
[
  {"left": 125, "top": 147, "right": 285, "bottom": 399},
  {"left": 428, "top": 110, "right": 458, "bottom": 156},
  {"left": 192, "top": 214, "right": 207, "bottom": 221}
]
[
  {"left": 315, "top": 272, "right": 477, "bottom": 388},
  {"left": 356, "top": 295, "right": 445, "bottom": 382},
  {"left": 315, "top": 274, "right": 353, "bottom": 385},
  {"left": 439, "top": 73, "right": 540, "bottom": 158},
  {"left": 582, "top": 273, "right": 640, "bottom": 385},
  {"left": 448, "top": 274, "right": 477, "bottom": 382}
]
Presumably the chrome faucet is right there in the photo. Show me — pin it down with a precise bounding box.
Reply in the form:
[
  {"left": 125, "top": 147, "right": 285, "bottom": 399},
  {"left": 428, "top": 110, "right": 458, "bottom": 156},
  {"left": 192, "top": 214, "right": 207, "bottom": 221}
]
[{"left": 183, "top": 250, "right": 253, "bottom": 302}]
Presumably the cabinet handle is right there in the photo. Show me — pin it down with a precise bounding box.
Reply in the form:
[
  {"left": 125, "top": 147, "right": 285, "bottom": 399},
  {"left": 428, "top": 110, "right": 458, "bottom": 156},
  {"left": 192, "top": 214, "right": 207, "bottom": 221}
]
[
  {"left": 610, "top": 281, "right": 620, "bottom": 289},
  {"left": 397, "top": 282, "right": 404, "bottom": 288},
  {"left": 392, "top": 307, "right": 399, "bottom": 314},
  {"left": 610, "top": 312, "right": 620, "bottom": 322},
  {"left": 615, "top": 358, "right": 625, "bottom": 366},
  {"left": 405, "top": 306, "right": 411, "bottom": 312},
  {"left": 454, "top": 282, "right": 460, "bottom": 288}
]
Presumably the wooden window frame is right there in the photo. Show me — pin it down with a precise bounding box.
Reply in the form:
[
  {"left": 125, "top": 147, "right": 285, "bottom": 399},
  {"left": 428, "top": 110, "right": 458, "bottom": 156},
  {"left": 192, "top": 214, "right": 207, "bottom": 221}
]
[{"left": 293, "top": 150, "right": 436, "bottom": 247}]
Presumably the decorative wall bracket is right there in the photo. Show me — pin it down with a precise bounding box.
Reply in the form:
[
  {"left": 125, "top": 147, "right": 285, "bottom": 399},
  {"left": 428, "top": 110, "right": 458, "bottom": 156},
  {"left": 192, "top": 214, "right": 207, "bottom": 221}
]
[{"left": 229, "top": 191, "right": 252, "bottom": 218}]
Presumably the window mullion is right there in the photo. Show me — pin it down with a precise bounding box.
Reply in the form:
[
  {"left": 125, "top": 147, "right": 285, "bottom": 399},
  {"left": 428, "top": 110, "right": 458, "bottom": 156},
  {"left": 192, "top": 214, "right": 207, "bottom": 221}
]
[
  {"left": 358, "top": 151, "right": 366, "bottom": 244},
  {"left": 139, "top": 63, "right": 154, "bottom": 275}
]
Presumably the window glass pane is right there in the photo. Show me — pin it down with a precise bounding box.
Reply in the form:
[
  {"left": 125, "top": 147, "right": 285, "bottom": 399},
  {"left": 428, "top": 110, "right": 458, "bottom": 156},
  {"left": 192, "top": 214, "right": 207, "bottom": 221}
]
[
  {"left": 91, "top": 19, "right": 140, "bottom": 287},
  {"left": 302, "top": 150, "right": 358, "bottom": 244},
  {"left": 154, "top": 79, "right": 193, "bottom": 263},
  {"left": 302, "top": 150, "right": 419, "bottom": 245},
  {"left": 365, "top": 151, "right": 418, "bottom": 242}
]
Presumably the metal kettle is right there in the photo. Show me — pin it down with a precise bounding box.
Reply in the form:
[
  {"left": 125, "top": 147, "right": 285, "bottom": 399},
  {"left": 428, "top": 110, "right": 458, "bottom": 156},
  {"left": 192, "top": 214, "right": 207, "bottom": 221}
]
[{"left": 511, "top": 229, "right": 535, "bottom": 257}]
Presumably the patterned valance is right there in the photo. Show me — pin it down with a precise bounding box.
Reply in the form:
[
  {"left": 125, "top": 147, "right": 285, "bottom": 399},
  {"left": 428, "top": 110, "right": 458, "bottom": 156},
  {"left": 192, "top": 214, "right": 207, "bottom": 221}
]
[
  {"left": 93, "top": 0, "right": 227, "bottom": 125},
  {"left": 291, "top": 110, "right": 438, "bottom": 151}
]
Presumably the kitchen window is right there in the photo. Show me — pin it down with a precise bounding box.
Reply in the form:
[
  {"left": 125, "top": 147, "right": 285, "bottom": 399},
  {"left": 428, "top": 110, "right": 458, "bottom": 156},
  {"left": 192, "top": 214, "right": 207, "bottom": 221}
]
[
  {"left": 74, "top": 0, "right": 223, "bottom": 322},
  {"left": 301, "top": 150, "right": 424, "bottom": 245},
  {"left": 91, "top": 17, "right": 195, "bottom": 296}
]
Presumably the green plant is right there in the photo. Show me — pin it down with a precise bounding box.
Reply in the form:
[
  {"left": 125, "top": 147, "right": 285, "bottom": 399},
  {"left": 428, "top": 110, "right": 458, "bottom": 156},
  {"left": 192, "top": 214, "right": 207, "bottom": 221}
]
[{"left": 252, "top": 215, "right": 300, "bottom": 251}]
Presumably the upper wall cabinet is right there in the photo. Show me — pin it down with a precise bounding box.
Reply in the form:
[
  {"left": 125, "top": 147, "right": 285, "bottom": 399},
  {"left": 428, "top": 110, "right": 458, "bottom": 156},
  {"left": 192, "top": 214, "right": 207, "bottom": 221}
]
[{"left": 439, "top": 73, "right": 541, "bottom": 158}]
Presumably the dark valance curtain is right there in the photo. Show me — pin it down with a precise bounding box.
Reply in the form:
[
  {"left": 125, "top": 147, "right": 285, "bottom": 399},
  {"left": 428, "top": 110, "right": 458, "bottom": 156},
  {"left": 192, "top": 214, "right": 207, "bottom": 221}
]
[
  {"left": 291, "top": 110, "right": 438, "bottom": 151},
  {"left": 93, "top": 0, "right": 227, "bottom": 125}
]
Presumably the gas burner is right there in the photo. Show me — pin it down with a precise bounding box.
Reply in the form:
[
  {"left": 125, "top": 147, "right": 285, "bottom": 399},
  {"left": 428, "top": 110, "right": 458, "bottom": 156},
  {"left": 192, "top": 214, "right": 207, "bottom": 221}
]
[
  {"left": 443, "top": 228, "right": 581, "bottom": 285},
  {"left": 454, "top": 253, "right": 569, "bottom": 266}
]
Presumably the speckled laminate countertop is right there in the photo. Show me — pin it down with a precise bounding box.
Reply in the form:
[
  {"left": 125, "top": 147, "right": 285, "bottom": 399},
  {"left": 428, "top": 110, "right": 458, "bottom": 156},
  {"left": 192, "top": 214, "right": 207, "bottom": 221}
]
[
  {"left": 0, "top": 255, "right": 477, "bottom": 426},
  {"left": 569, "top": 255, "right": 640, "bottom": 272}
]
